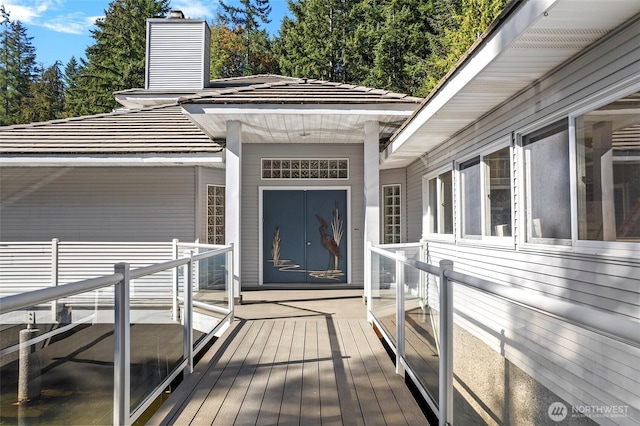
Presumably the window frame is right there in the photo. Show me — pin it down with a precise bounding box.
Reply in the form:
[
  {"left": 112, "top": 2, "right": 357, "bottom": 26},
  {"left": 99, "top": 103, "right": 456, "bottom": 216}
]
[
  {"left": 455, "top": 137, "right": 515, "bottom": 246},
  {"left": 422, "top": 166, "right": 455, "bottom": 242},
  {"left": 568, "top": 84, "right": 640, "bottom": 253}
]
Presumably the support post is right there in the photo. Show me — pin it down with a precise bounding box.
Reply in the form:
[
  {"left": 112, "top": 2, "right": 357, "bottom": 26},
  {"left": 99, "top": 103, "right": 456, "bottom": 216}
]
[
  {"left": 18, "top": 314, "right": 41, "bottom": 403},
  {"left": 226, "top": 120, "right": 242, "bottom": 304},
  {"left": 364, "top": 121, "right": 380, "bottom": 298},
  {"left": 114, "top": 262, "right": 131, "bottom": 426},
  {"left": 438, "top": 260, "right": 454, "bottom": 426}
]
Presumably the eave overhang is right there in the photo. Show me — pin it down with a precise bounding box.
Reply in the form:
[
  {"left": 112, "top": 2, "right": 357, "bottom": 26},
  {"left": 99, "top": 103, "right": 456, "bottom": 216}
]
[{"left": 382, "top": 0, "right": 640, "bottom": 169}]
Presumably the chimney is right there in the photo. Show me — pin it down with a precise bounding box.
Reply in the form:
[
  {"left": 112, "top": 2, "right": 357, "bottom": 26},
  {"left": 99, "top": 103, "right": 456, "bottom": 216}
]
[{"left": 145, "top": 12, "right": 211, "bottom": 90}]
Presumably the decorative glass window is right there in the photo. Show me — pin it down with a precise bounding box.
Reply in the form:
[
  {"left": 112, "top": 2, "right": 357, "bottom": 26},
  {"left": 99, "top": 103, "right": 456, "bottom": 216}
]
[
  {"left": 523, "top": 121, "right": 571, "bottom": 243},
  {"left": 262, "top": 158, "right": 349, "bottom": 179},
  {"left": 425, "top": 170, "right": 454, "bottom": 235},
  {"left": 382, "top": 185, "right": 401, "bottom": 243},
  {"left": 575, "top": 91, "right": 640, "bottom": 242},
  {"left": 207, "top": 185, "right": 225, "bottom": 244}
]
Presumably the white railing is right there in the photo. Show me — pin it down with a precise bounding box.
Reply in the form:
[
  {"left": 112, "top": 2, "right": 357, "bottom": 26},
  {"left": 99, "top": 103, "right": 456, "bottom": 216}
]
[
  {"left": 0, "top": 245, "right": 234, "bottom": 425},
  {"left": 366, "top": 242, "right": 640, "bottom": 426}
]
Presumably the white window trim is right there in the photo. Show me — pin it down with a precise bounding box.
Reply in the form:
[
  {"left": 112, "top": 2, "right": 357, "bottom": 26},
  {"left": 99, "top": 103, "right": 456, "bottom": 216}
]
[
  {"left": 455, "top": 137, "right": 515, "bottom": 248},
  {"left": 423, "top": 165, "right": 456, "bottom": 242}
]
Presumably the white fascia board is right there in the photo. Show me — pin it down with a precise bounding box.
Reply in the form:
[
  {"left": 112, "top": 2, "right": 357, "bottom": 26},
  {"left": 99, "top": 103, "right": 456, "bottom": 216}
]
[
  {"left": 0, "top": 155, "right": 224, "bottom": 167},
  {"left": 388, "top": 0, "right": 558, "bottom": 155},
  {"left": 183, "top": 103, "right": 417, "bottom": 116}
]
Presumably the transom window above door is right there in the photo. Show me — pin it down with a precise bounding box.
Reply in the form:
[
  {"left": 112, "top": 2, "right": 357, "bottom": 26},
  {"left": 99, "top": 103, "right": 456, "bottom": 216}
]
[{"left": 262, "top": 158, "right": 349, "bottom": 179}]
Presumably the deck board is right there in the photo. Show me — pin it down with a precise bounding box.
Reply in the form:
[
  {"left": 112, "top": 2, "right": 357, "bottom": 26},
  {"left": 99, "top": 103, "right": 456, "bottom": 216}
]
[{"left": 148, "top": 290, "right": 428, "bottom": 426}]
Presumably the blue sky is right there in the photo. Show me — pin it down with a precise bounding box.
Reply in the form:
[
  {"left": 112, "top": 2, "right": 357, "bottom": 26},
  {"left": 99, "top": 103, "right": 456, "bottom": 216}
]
[{"left": 2, "top": 0, "right": 289, "bottom": 68}]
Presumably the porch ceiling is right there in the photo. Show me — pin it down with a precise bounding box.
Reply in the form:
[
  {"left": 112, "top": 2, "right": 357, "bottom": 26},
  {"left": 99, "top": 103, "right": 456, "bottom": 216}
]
[
  {"left": 182, "top": 103, "right": 416, "bottom": 145},
  {"left": 381, "top": 0, "right": 640, "bottom": 169}
]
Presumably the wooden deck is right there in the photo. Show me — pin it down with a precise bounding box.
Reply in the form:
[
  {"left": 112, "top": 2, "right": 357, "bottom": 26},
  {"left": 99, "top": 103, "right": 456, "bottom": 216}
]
[{"left": 148, "top": 290, "right": 428, "bottom": 425}]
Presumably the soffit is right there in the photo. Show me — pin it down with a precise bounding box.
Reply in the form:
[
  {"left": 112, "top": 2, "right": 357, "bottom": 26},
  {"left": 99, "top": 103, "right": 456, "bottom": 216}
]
[{"left": 382, "top": 0, "right": 640, "bottom": 169}]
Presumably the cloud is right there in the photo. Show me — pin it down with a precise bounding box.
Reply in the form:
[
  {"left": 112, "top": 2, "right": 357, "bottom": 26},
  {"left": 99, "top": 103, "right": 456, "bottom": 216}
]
[
  {"left": 171, "top": 0, "right": 216, "bottom": 20},
  {"left": 2, "top": 3, "right": 41, "bottom": 23},
  {"left": 41, "top": 13, "right": 95, "bottom": 34},
  {"left": 2, "top": 1, "right": 95, "bottom": 35}
]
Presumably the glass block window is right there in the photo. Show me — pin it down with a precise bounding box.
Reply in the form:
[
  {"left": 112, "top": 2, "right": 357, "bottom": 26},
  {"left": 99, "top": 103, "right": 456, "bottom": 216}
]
[
  {"left": 207, "top": 185, "right": 225, "bottom": 244},
  {"left": 383, "top": 184, "right": 401, "bottom": 244},
  {"left": 262, "top": 158, "right": 349, "bottom": 179}
]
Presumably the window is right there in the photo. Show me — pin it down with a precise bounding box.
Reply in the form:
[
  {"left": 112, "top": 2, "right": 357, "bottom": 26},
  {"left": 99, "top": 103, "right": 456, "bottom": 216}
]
[
  {"left": 383, "top": 185, "right": 401, "bottom": 243},
  {"left": 207, "top": 185, "right": 225, "bottom": 244},
  {"left": 262, "top": 158, "right": 349, "bottom": 179},
  {"left": 426, "top": 170, "right": 454, "bottom": 235},
  {"left": 575, "top": 91, "right": 640, "bottom": 242},
  {"left": 485, "top": 147, "right": 512, "bottom": 237},
  {"left": 459, "top": 146, "right": 512, "bottom": 240},
  {"left": 523, "top": 121, "right": 571, "bottom": 243},
  {"left": 460, "top": 158, "right": 481, "bottom": 238}
]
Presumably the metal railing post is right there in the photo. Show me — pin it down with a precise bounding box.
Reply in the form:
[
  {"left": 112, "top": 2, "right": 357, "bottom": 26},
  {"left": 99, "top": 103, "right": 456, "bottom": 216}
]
[
  {"left": 172, "top": 239, "right": 179, "bottom": 322},
  {"left": 438, "top": 260, "right": 453, "bottom": 426},
  {"left": 396, "top": 250, "right": 405, "bottom": 376},
  {"left": 51, "top": 238, "right": 59, "bottom": 319},
  {"left": 114, "top": 262, "right": 131, "bottom": 426},
  {"left": 183, "top": 250, "right": 194, "bottom": 378},
  {"left": 228, "top": 243, "right": 235, "bottom": 322}
]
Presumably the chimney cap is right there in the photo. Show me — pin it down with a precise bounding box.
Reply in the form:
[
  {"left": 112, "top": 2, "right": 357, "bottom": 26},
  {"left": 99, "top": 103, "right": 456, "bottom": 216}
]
[{"left": 169, "top": 10, "right": 185, "bottom": 19}]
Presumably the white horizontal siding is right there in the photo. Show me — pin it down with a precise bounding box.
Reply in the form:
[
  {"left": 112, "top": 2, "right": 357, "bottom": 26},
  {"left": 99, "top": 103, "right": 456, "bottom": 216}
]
[
  {"left": 0, "top": 167, "right": 196, "bottom": 242},
  {"left": 146, "top": 21, "right": 208, "bottom": 90},
  {"left": 0, "top": 241, "right": 176, "bottom": 303}
]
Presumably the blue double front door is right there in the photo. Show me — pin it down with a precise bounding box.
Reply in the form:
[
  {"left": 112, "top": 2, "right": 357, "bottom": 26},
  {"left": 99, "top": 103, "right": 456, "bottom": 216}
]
[{"left": 263, "top": 189, "right": 348, "bottom": 284}]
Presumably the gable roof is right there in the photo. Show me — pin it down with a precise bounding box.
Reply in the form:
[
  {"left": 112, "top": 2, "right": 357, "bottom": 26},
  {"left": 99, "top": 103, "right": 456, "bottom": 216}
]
[{"left": 0, "top": 104, "right": 220, "bottom": 155}]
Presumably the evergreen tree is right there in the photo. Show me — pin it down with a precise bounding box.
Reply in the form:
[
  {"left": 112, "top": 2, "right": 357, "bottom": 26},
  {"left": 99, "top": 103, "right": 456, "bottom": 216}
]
[
  {"left": 24, "top": 61, "right": 65, "bottom": 123},
  {"left": 279, "top": 0, "right": 356, "bottom": 83},
  {"left": 219, "top": 0, "right": 272, "bottom": 75},
  {"left": 352, "top": 0, "right": 434, "bottom": 94},
  {"left": 0, "top": 6, "right": 37, "bottom": 125},
  {"left": 74, "top": 0, "right": 170, "bottom": 114},
  {"left": 421, "top": 0, "right": 506, "bottom": 95},
  {"left": 62, "top": 56, "right": 84, "bottom": 117}
]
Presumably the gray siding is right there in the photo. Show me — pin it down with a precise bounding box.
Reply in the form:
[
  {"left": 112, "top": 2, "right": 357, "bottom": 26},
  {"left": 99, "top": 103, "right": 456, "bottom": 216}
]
[
  {"left": 241, "top": 144, "right": 365, "bottom": 288},
  {"left": 399, "top": 17, "right": 640, "bottom": 423},
  {"left": 146, "top": 20, "right": 210, "bottom": 90},
  {"left": 0, "top": 167, "right": 197, "bottom": 242}
]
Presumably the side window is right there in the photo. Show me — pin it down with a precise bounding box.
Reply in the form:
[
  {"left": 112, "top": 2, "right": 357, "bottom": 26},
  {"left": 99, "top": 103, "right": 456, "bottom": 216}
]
[
  {"left": 575, "top": 91, "right": 640, "bottom": 242},
  {"left": 425, "top": 170, "right": 454, "bottom": 235},
  {"left": 523, "top": 121, "right": 571, "bottom": 243},
  {"left": 207, "top": 185, "right": 225, "bottom": 244},
  {"left": 382, "top": 184, "right": 401, "bottom": 244},
  {"left": 460, "top": 157, "right": 481, "bottom": 238},
  {"left": 459, "top": 145, "right": 513, "bottom": 240},
  {"left": 485, "top": 147, "right": 512, "bottom": 237}
]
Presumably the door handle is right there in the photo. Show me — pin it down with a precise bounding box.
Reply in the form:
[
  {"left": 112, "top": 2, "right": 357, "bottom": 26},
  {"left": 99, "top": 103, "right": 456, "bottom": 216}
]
[{"left": 306, "top": 241, "right": 312, "bottom": 246}]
